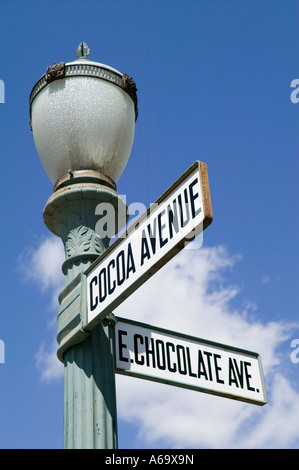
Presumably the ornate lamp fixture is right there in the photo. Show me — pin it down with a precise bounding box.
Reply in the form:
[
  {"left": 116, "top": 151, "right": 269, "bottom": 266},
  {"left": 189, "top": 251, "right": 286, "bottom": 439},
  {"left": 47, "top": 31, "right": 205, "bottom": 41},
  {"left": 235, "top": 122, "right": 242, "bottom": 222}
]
[{"left": 30, "top": 41, "right": 137, "bottom": 189}]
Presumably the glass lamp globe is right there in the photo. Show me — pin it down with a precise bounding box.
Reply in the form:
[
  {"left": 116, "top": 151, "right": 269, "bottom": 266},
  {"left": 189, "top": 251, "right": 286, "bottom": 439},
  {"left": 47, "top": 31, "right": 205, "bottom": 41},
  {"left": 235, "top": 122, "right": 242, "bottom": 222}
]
[{"left": 29, "top": 42, "right": 137, "bottom": 186}]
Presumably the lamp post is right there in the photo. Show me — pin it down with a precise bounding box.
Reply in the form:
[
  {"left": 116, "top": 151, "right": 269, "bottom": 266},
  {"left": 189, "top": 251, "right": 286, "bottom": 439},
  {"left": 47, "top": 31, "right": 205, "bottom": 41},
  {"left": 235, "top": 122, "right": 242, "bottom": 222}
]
[{"left": 30, "top": 42, "right": 138, "bottom": 448}]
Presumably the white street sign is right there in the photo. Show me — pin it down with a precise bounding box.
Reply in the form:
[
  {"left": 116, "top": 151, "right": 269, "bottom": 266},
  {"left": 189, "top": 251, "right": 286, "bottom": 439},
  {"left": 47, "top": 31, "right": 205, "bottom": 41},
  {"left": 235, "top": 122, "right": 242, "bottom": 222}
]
[
  {"left": 84, "top": 161, "right": 213, "bottom": 330},
  {"left": 115, "top": 318, "right": 267, "bottom": 406}
]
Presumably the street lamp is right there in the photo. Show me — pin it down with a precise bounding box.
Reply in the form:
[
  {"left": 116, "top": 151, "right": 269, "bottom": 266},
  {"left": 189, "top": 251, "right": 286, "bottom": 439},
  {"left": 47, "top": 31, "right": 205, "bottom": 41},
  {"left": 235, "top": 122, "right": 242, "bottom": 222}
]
[{"left": 30, "top": 42, "right": 138, "bottom": 448}]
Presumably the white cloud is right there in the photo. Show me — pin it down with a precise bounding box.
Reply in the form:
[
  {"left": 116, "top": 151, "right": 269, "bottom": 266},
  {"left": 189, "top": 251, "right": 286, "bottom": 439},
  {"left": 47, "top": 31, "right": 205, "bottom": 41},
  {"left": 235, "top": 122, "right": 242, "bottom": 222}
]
[
  {"left": 19, "top": 236, "right": 299, "bottom": 447},
  {"left": 18, "top": 236, "right": 65, "bottom": 309},
  {"left": 234, "top": 374, "right": 299, "bottom": 449},
  {"left": 18, "top": 236, "right": 65, "bottom": 380},
  {"left": 35, "top": 339, "right": 64, "bottom": 382}
]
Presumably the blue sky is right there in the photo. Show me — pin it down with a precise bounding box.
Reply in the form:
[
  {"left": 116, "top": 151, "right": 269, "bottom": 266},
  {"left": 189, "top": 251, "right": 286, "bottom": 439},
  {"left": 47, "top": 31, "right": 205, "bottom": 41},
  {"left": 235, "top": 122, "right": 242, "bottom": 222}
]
[{"left": 0, "top": 0, "right": 298, "bottom": 449}]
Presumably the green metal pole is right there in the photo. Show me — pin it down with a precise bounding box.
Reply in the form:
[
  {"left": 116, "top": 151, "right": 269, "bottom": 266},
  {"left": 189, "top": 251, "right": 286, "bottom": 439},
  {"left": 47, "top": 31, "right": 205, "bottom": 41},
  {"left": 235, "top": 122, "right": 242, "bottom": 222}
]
[
  {"left": 63, "top": 321, "right": 117, "bottom": 448},
  {"left": 43, "top": 175, "right": 127, "bottom": 449}
]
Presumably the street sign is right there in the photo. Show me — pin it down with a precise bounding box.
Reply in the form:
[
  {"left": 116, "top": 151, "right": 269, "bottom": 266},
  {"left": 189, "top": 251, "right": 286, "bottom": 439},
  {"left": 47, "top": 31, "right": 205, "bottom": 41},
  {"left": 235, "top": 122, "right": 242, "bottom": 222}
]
[
  {"left": 84, "top": 161, "right": 213, "bottom": 330},
  {"left": 115, "top": 317, "right": 267, "bottom": 406}
]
